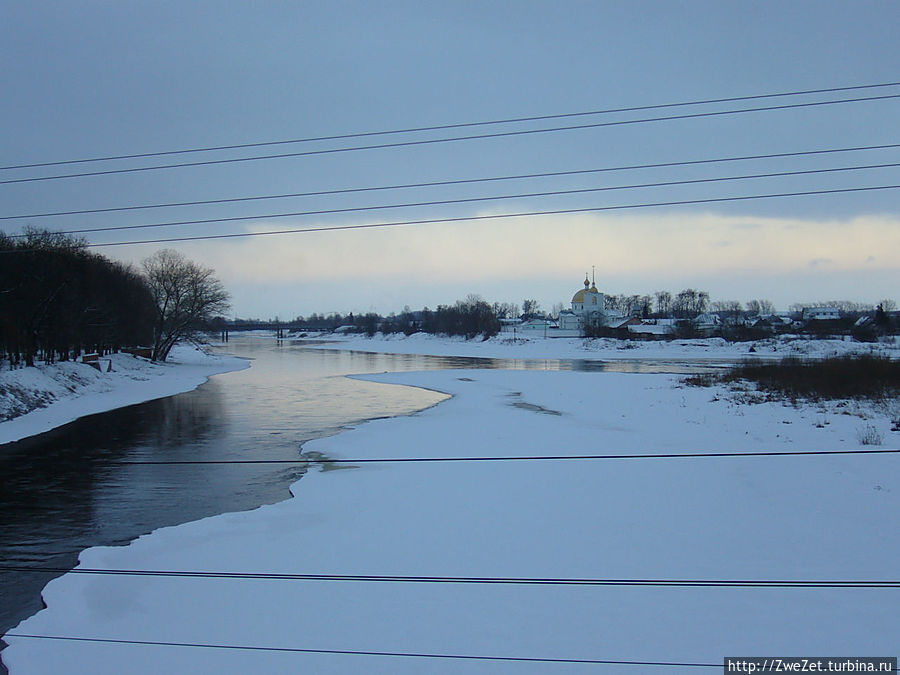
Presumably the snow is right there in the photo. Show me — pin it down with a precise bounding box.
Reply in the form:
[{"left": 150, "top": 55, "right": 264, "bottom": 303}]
[
  {"left": 4, "top": 367, "right": 897, "bottom": 674},
  {"left": 0, "top": 344, "right": 248, "bottom": 446},
  {"left": 296, "top": 331, "right": 900, "bottom": 362}
]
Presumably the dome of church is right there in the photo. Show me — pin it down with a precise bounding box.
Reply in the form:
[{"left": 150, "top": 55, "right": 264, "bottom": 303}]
[{"left": 572, "top": 274, "right": 596, "bottom": 303}]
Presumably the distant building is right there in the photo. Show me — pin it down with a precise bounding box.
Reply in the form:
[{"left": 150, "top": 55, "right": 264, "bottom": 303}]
[
  {"left": 557, "top": 273, "right": 622, "bottom": 335},
  {"left": 628, "top": 320, "right": 674, "bottom": 336},
  {"left": 608, "top": 316, "right": 642, "bottom": 330},
  {"left": 694, "top": 313, "right": 722, "bottom": 328},
  {"left": 802, "top": 307, "right": 841, "bottom": 321},
  {"left": 517, "top": 318, "right": 557, "bottom": 336}
]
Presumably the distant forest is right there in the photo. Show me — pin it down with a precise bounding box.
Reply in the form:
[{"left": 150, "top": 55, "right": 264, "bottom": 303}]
[
  {"left": 1, "top": 230, "right": 155, "bottom": 367},
  {"left": 223, "top": 295, "right": 503, "bottom": 340},
  {"left": 1, "top": 230, "right": 229, "bottom": 367},
  {"left": 230, "top": 291, "right": 896, "bottom": 342}
]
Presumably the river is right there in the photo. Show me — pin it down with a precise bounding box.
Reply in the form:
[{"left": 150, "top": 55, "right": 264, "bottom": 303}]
[{"left": 0, "top": 335, "right": 720, "bottom": 671}]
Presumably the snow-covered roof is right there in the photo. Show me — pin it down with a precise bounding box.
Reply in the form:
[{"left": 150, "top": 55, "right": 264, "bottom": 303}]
[{"left": 628, "top": 323, "right": 673, "bottom": 335}]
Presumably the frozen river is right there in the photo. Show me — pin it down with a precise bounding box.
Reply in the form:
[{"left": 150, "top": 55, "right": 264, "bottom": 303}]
[{"left": 0, "top": 335, "right": 721, "bottom": 670}]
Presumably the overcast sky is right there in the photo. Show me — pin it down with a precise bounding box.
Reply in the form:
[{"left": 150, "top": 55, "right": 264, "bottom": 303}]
[{"left": 3, "top": 1, "right": 898, "bottom": 317}]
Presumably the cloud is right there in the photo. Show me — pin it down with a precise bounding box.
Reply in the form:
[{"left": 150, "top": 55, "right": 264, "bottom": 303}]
[
  {"left": 176, "top": 210, "right": 900, "bottom": 282},
  {"left": 108, "top": 210, "right": 900, "bottom": 315}
]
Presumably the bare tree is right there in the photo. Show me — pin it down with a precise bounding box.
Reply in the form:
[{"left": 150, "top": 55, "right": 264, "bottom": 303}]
[
  {"left": 522, "top": 298, "right": 542, "bottom": 319},
  {"left": 492, "top": 302, "right": 520, "bottom": 320},
  {"left": 790, "top": 300, "right": 870, "bottom": 313},
  {"left": 672, "top": 289, "right": 710, "bottom": 318},
  {"left": 143, "top": 249, "right": 230, "bottom": 362},
  {"left": 606, "top": 294, "right": 626, "bottom": 312},
  {"left": 712, "top": 300, "right": 743, "bottom": 322},
  {"left": 492, "top": 302, "right": 508, "bottom": 319},
  {"left": 673, "top": 289, "right": 695, "bottom": 318},
  {"left": 464, "top": 293, "right": 485, "bottom": 307},
  {"left": 654, "top": 290, "right": 672, "bottom": 316},
  {"left": 746, "top": 299, "right": 775, "bottom": 315},
  {"left": 638, "top": 295, "right": 653, "bottom": 318},
  {"left": 698, "top": 290, "right": 710, "bottom": 315}
]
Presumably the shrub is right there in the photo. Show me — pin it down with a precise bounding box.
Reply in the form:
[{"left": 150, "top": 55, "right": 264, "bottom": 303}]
[
  {"left": 857, "top": 424, "right": 883, "bottom": 446},
  {"left": 693, "top": 355, "right": 899, "bottom": 400}
]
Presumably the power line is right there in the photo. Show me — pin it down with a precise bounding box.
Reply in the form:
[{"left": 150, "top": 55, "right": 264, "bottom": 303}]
[
  {"left": 7, "top": 161, "right": 900, "bottom": 238},
  {"left": 4, "top": 80, "right": 898, "bottom": 172},
  {"left": 2, "top": 184, "right": 896, "bottom": 253},
  {"left": 2, "top": 634, "right": 720, "bottom": 668},
  {"left": 2, "top": 566, "right": 896, "bottom": 588},
  {"left": 3, "top": 93, "right": 899, "bottom": 186},
  {"left": 7, "top": 143, "right": 900, "bottom": 220},
  {"left": 51, "top": 183, "right": 900, "bottom": 249},
  {"left": 48, "top": 448, "right": 900, "bottom": 465},
  {"left": 5, "top": 142, "right": 898, "bottom": 222}
]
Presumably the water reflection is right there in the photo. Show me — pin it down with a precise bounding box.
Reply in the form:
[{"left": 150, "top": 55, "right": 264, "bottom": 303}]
[
  {"left": 0, "top": 388, "right": 229, "bottom": 648},
  {"left": 0, "top": 338, "right": 451, "bottom": 648},
  {"left": 307, "top": 343, "right": 730, "bottom": 375}
]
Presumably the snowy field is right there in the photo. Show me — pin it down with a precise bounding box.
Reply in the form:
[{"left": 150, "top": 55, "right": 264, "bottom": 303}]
[
  {"left": 0, "top": 344, "right": 248, "bottom": 446},
  {"left": 297, "top": 331, "right": 900, "bottom": 362},
  {"left": 4, "top": 368, "right": 897, "bottom": 674}
]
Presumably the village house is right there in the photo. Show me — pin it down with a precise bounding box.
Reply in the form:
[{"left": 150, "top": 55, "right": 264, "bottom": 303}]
[{"left": 802, "top": 306, "right": 841, "bottom": 321}]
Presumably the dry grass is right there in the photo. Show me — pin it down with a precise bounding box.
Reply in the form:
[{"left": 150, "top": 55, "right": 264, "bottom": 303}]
[{"left": 686, "top": 355, "right": 900, "bottom": 401}]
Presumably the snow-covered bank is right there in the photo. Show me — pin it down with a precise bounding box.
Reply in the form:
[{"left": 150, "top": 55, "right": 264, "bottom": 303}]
[
  {"left": 297, "top": 331, "right": 900, "bottom": 362},
  {"left": 0, "top": 344, "right": 247, "bottom": 446},
  {"left": 4, "top": 369, "right": 897, "bottom": 673}
]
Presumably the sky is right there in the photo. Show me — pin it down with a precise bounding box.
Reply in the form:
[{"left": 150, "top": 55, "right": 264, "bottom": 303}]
[{"left": 2, "top": 1, "right": 898, "bottom": 318}]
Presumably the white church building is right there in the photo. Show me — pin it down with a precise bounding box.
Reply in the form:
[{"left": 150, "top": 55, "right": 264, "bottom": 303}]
[{"left": 558, "top": 273, "right": 621, "bottom": 334}]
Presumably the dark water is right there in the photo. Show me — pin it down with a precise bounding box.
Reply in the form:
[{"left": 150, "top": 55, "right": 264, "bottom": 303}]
[{"left": 0, "top": 336, "right": 721, "bottom": 668}]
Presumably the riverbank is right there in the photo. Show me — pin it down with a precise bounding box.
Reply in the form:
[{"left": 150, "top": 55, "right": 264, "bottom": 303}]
[
  {"left": 0, "top": 344, "right": 248, "bottom": 446},
  {"left": 296, "top": 331, "right": 900, "bottom": 362},
  {"left": 5, "top": 367, "right": 897, "bottom": 673}
]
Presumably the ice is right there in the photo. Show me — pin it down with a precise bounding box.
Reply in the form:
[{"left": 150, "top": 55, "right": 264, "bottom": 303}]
[{"left": 4, "top": 366, "right": 896, "bottom": 674}]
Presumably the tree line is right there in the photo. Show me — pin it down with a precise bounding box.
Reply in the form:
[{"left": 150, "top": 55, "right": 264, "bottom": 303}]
[
  {"left": 282, "top": 289, "right": 783, "bottom": 338},
  {"left": 1, "top": 230, "right": 229, "bottom": 368},
  {"left": 603, "top": 290, "right": 781, "bottom": 320},
  {"left": 283, "top": 295, "right": 501, "bottom": 339},
  {"left": 281, "top": 288, "right": 895, "bottom": 342}
]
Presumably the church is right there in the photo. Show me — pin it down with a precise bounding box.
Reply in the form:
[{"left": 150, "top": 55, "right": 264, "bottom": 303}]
[{"left": 558, "top": 272, "right": 618, "bottom": 333}]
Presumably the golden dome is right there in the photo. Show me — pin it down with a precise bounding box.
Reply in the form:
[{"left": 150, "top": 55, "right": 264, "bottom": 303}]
[{"left": 573, "top": 273, "right": 600, "bottom": 303}]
